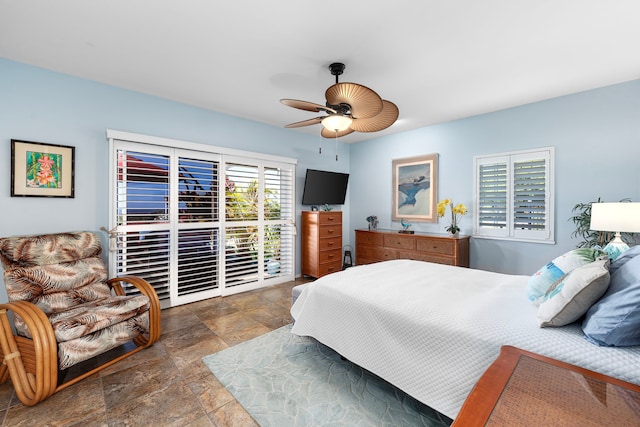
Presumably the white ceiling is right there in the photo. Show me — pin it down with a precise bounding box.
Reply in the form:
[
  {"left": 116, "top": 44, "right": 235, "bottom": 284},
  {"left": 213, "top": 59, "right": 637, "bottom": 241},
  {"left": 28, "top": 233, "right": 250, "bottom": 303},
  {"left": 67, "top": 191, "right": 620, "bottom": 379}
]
[{"left": 1, "top": 1, "right": 639, "bottom": 143}]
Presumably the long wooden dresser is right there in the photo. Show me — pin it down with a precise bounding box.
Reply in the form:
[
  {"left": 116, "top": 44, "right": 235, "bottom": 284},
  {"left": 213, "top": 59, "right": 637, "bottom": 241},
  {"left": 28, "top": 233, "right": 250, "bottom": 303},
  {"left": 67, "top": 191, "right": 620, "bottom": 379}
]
[
  {"left": 355, "top": 229, "right": 469, "bottom": 267},
  {"left": 302, "top": 211, "right": 343, "bottom": 278}
]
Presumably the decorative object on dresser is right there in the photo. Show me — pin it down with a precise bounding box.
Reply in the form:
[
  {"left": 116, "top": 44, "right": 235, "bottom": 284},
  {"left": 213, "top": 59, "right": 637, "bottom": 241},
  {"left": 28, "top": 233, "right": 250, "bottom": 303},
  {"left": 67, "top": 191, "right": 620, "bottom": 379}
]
[
  {"left": 302, "top": 211, "right": 343, "bottom": 278},
  {"left": 399, "top": 218, "right": 414, "bottom": 234},
  {"left": 355, "top": 229, "right": 469, "bottom": 267},
  {"left": 392, "top": 153, "right": 438, "bottom": 223},
  {"left": 437, "top": 198, "right": 468, "bottom": 235},
  {"left": 366, "top": 215, "right": 378, "bottom": 230}
]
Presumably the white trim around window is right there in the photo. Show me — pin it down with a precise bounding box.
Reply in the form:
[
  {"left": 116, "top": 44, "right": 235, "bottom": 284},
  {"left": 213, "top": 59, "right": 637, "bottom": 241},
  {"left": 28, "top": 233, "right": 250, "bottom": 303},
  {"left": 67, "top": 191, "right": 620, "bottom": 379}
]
[{"left": 473, "top": 147, "right": 555, "bottom": 244}]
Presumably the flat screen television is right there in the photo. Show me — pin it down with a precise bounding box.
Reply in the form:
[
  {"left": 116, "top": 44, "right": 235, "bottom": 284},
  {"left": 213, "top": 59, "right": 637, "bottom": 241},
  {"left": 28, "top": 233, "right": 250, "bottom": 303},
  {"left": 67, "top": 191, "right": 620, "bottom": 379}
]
[{"left": 301, "top": 169, "right": 349, "bottom": 206}]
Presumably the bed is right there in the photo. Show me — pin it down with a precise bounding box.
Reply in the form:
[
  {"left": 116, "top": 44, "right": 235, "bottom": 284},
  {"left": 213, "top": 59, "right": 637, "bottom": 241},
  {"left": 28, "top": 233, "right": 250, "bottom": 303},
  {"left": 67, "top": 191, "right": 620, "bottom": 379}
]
[{"left": 290, "top": 259, "right": 640, "bottom": 419}]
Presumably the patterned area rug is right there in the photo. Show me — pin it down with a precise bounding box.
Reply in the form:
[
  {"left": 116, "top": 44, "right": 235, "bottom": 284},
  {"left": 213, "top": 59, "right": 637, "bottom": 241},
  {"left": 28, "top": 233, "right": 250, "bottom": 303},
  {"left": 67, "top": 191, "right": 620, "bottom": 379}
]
[{"left": 202, "top": 324, "right": 452, "bottom": 426}]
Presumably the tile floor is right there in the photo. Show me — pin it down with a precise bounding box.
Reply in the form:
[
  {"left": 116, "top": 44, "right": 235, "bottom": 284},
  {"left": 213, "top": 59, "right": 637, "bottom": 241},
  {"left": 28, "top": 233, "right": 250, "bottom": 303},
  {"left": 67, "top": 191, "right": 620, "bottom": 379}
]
[{"left": 0, "top": 278, "right": 309, "bottom": 426}]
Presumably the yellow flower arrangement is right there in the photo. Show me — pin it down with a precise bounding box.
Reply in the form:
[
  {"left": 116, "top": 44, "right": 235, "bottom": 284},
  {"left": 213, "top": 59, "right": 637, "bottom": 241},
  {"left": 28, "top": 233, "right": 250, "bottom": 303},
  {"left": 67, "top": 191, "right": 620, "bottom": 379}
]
[{"left": 437, "top": 198, "right": 468, "bottom": 235}]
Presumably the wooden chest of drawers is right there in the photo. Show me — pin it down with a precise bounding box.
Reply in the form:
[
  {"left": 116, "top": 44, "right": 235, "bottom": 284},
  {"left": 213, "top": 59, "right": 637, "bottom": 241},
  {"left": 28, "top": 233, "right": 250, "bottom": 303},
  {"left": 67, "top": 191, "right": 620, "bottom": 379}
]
[
  {"left": 302, "top": 211, "right": 343, "bottom": 278},
  {"left": 355, "top": 229, "right": 469, "bottom": 267}
]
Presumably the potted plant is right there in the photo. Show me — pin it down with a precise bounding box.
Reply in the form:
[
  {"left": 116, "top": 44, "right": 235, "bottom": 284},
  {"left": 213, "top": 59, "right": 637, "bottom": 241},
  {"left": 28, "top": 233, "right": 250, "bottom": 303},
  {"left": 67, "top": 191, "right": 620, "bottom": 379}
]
[{"left": 570, "top": 197, "right": 635, "bottom": 248}]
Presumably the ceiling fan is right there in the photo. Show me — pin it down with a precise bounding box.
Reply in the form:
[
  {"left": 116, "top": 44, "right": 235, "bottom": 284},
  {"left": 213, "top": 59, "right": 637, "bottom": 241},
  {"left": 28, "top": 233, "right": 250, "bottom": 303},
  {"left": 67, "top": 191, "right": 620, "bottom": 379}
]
[{"left": 280, "top": 62, "right": 399, "bottom": 138}]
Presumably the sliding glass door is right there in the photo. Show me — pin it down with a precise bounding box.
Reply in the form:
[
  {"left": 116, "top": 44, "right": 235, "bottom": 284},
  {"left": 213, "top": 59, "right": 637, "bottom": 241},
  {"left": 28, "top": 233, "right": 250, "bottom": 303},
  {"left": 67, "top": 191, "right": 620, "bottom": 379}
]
[{"left": 108, "top": 135, "right": 295, "bottom": 308}]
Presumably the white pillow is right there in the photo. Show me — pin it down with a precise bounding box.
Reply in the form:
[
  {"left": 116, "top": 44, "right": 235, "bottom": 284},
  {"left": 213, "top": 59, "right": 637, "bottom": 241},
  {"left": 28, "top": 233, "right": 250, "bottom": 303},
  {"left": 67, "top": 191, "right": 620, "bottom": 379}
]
[
  {"left": 537, "top": 257, "right": 610, "bottom": 327},
  {"left": 527, "top": 248, "right": 604, "bottom": 303}
]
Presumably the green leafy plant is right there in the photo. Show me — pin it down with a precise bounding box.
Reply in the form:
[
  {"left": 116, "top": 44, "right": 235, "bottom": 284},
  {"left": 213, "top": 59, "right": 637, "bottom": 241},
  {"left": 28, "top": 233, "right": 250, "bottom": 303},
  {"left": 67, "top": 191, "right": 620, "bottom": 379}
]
[{"left": 570, "top": 197, "right": 633, "bottom": 248}]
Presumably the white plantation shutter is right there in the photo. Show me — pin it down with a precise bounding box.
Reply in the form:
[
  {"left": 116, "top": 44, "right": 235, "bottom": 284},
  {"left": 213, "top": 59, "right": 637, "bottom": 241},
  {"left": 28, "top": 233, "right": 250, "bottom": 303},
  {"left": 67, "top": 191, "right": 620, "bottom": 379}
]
[
  {"left": 224, "top": 162, "right": 260, "bottom": 289},
  {"left": 176, "top": 155, "right": 220, "bottom": 299},
  {"left": 512, "top": 153, "right": 550, "bottom": 240},
  {"left": 476, "top": 158, "right": 508, "bottom": 237},
  {"left": 223, "top": 161, "right": 295, "bottom": 292},
  {"left": 263, "top": 166, "right": 295, "bottom": 279},
  {"left": 113, "top": 147, "right": 172, "bottom": 303},
  {"left": 116, "top": 229, "right": 171, "bottom": 301},
  {"left": 108, "top": 131, "right": 296, "bottom": 307},
  {"left": 474, "top": 147, "right": 554, "bottom": 243}
]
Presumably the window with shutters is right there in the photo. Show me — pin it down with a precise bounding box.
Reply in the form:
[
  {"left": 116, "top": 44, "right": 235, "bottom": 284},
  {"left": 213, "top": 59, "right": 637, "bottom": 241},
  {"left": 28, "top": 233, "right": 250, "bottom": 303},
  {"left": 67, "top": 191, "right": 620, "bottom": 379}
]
[
  {"left": 474, "top": 147, "right": 554, "bottom": 243},
  {"left": 107, "top": 131, "right": 296, "bottom": 308}
]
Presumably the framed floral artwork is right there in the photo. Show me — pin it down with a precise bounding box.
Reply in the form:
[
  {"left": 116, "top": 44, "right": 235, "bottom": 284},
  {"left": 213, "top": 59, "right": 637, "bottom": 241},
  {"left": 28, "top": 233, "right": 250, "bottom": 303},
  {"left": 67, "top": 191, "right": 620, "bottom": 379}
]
[
  {"left": 11, "top": 139, "right": 75, "bottom": 198},
  {"left": 392, "top": 153, "right": 438, "bottom": 222}
]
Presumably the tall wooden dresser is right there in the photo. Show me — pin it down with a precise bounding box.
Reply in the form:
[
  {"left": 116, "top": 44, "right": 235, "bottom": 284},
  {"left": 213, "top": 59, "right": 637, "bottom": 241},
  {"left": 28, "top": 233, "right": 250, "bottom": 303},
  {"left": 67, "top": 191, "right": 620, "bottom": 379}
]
[
  {"left": 355, "top": 229, "right": 469, "bottom": 267},
  {"left": 302, "top": 211, "right": 343, "bottom": 278}
]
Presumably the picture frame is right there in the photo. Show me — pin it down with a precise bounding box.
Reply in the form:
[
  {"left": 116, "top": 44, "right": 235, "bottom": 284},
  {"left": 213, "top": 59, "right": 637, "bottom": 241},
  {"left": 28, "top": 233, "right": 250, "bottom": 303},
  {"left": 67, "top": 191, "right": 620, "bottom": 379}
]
[
  {"left": 392, "top": 153, "right": 438, "bottom": 222},
  {"left": 11, "top": 139, "right": 75, "bottom": 198}
]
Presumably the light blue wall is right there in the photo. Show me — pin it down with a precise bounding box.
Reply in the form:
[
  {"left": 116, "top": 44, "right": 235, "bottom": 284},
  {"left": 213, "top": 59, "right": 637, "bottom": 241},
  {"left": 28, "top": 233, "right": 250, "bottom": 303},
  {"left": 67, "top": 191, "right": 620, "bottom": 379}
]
[
  {"left": 0, "top": 58, "right": 351, "bottom": 302},
  {"left": 349, "top": 79, "right": 640, "bottom": 275},
  {"left": 2, "top": 57, "right": 639, "bottom": 287}
]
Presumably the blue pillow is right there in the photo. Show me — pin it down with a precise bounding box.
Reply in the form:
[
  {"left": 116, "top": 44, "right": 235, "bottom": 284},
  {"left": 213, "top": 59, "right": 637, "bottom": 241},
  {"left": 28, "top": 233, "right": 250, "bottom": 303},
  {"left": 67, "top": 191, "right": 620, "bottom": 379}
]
[
  {"left": 582, "top": 252, "right": 640, "bottom": 346},
  {"left": 609, "top": 244, "right": 640, "bottom": 276}
]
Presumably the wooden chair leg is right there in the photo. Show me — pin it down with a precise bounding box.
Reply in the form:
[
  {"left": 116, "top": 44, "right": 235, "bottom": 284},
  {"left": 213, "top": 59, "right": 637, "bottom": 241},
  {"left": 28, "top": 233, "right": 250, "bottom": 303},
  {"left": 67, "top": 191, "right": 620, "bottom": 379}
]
[
  {"left": 0, "top": 362, "right": 9, "bottom": 383},
  {"left": 0, "top": 302, "right": 58, "bottom": 406}
]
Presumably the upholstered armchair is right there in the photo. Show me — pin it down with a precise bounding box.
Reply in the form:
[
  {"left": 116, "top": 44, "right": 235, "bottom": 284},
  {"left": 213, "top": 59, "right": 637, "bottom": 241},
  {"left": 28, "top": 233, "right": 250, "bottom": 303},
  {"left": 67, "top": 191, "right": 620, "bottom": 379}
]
[{"left": 0, "top": 231, "right": 161, "bottom": 406}]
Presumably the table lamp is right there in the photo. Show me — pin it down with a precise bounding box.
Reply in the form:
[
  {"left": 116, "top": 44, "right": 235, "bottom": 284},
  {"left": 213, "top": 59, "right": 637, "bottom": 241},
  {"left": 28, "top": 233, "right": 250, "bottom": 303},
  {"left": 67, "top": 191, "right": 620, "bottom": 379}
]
[{"left": 590, "top": 202, "right": 640, "bottom": 259}]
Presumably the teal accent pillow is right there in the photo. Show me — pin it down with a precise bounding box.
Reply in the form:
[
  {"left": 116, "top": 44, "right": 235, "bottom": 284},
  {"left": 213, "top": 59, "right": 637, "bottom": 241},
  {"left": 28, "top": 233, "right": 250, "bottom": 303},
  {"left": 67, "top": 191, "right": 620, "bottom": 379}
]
[
  {"left": 582, "top": 250, "right": 640, "bottom": 346},
  {"left": 537, "top": 258, "right": 610, "bottom": 327},
  {"left": 527, "top": 248, "right": 605, "bottom": 303}
]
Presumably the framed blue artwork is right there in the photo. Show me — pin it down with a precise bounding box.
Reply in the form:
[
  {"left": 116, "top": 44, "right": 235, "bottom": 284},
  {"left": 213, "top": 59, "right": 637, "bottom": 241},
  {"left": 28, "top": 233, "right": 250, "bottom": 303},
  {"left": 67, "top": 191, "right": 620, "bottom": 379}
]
[{"left": 392, "top": 153, "right": 438, "bottom": 222}]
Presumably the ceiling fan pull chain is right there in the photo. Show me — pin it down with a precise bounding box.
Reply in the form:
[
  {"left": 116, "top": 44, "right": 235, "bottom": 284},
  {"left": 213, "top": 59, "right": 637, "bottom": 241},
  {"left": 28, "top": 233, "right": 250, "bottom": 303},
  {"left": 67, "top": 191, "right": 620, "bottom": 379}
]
[
  {"left": 335, "top": 131, "right": 339, "bottom": 161},
  {"left": 318, "top": 133, "right": 322, "bottom": 154}
]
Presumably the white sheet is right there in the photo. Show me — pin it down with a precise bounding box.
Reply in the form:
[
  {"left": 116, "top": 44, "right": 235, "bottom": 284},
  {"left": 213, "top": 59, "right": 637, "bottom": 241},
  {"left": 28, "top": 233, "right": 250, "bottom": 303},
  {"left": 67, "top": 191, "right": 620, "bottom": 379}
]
[{"left": 290, "top": 259, "right": 640, "bottom": 419}]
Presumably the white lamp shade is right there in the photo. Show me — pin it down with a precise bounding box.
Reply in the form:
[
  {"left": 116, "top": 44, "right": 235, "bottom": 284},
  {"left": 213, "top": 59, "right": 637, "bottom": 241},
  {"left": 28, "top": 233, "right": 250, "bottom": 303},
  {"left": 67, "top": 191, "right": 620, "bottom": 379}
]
[
  {"left": 321, "top": 115, "right": 352, "bottom": 132},
  {"left": 590, "top": 202, "right": 640, "bottom": 232}
]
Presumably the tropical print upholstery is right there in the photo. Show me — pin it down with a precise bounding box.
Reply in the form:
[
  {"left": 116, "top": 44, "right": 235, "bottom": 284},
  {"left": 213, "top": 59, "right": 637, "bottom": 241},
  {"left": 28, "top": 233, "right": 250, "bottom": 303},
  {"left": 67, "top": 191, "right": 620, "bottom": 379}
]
[{"left": 0, "top": 231, "right": 151, "bottom": 370}]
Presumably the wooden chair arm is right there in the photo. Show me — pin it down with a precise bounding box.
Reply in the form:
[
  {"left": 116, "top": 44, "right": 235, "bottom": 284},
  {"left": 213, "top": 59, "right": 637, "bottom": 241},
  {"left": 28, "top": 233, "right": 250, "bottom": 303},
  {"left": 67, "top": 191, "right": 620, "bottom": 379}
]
[
  {"left": 108, "top": 275, "right": 157, "bottom": 299},
  {"left": 0, "top": 301, "right": 57, "bottom": 405},
  {"left": 107, "top": 276, "right": 161, "bottom": 346}
]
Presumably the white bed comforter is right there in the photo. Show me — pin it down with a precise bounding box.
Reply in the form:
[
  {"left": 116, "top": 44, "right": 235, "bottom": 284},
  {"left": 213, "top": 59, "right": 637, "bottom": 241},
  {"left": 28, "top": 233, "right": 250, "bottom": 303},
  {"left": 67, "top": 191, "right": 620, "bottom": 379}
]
[{"left": 290, "top": 259, "right": 640, "bottom": 419}]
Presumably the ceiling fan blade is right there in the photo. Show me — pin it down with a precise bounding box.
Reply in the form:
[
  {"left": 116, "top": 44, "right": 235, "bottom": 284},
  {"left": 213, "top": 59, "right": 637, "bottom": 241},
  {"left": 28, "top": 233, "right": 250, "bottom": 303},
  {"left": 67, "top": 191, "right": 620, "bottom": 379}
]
[
  {"left": 284, "top": 117, "right": 324, "bottom": 128},
  {"left": 325, "top": 83, "right": 383, "bottom": 119},
  {"left": 320, "top": 127, "right": 355, "bottom": 138},
  {"left": 280, "top": 99, "right": 336, "bottom": 114},
  {"left": 350, "top": 100, "right": 399, "bottom": 132}
]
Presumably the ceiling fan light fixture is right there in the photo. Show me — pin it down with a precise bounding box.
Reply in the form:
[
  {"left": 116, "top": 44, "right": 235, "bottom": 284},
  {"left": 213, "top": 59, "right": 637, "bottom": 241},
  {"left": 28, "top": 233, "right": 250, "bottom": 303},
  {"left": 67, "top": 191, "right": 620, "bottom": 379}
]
[
  {"left": 281, "top": 62, "right": 398, "bottom": 139},
  {"left": 321, "top": 114, "right": 352, "bottom": 132}
]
